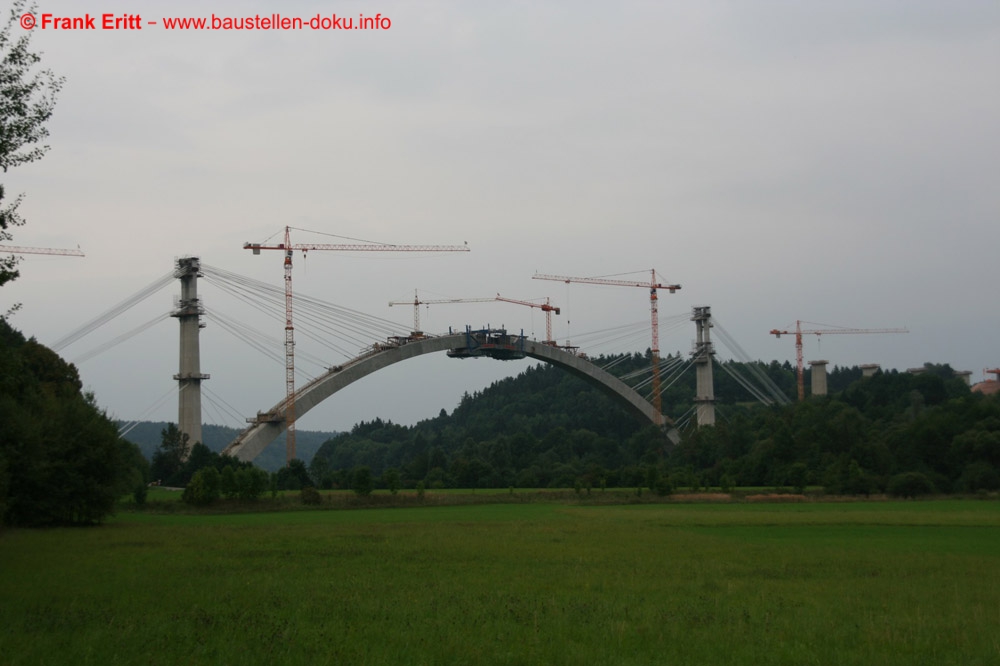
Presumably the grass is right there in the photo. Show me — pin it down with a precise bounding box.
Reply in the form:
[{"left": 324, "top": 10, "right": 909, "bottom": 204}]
[{"left": 2, "top": 500, "right": 999, "bottom": 665}]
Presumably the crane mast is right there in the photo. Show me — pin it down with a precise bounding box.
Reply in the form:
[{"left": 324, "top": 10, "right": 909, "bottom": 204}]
[
  {"left": 246, "top": 227, "right": 469, "bottom": 464},
  {"left": 770, "top": 320, "right": 908, "bottom": 400},
  {"left": 495, "top": 294, "right": 560, "bottom": 345},
  {"left": 388, "top": 290, "right": 494, "bottom": 335},
  {"left": 533, "top": 270, "right": 681, "bottom": 424}
]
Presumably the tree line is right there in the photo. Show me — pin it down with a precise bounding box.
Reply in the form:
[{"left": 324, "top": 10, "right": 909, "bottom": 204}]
[{"left": 298, "top": 356, "right": 998, "bottom": 496}]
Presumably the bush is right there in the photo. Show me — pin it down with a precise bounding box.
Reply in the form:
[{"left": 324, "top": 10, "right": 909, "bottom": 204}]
[
  {"left": 887, "top": 472, "right": 936, "bottom": 499},
  {"left": 785, "top": 463, "right": 809, "bottom": 494},
  {"left": 351, "top": 466, "right": 373, "bottom": 497},
  {"left": 958, "top": 462, "right": 1000, "bottom": 492},
  {"left": 182, "top": 467, "right": 221, "bottom": 506},
  {"left": 654, "top": 476, "right": 673, "bottom": 497},
  {"left": 383, "top": 468, "right": 401, "bottom": 495},
  {"left": 220, "top": 465, "right": 237, "bottom": 499},
  {"left": 300, "top": 486, "right": 322, "bottom": 505},
  {"left": 235, "top": 467, "right": 268, "bottom": 500}
]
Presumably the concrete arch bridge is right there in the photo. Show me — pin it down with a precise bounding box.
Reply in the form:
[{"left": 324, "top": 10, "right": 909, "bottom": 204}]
[{"left": 222, "top": 327, "right": 680, "bottom": 462}]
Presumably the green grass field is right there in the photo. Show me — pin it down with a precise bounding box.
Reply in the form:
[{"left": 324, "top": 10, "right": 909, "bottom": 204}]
[{"left": 2, "top": 500, "right": 999, "bottom": 665}]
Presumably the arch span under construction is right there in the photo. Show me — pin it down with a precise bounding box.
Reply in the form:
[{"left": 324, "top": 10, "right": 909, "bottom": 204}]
[{"left": 222, "top": 330, "right": 679, "bottom": 462}]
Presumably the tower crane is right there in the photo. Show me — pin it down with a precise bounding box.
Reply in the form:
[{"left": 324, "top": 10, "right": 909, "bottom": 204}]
[
  {"left": 495, "top": 294, "right": 560, "bottom": 345},
  {"left": 770, "top": 320, "right": 908, "bottom": 401},
  {"left": 533, "top": 270, "right": 681, "bottom": 425},
  {"left": 0, "top": 245, "right": 84, "bottom": 257},
  {"left": 388, "top": 290, "right": 494, "bottom": 335},
  {"left": 245, "top": 226, "right": 469, "bottom": 464}
]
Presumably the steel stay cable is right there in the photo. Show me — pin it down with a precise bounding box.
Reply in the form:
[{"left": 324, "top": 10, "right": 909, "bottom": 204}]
[
  {"left": 201, "top": 388, "right": 245, "bottom": 429},
  {"left": 712, "top": 319, "right": 790, "bottom": 404},
  {"left": 203, "top": 264, "right": 407, "bottom": 334},
  {"left": 715, "top": 358, "right": 774, "bottom": 405},
  {"left": 202, "top": 273, "right": 373, "bottom": 356},
  {"left": 204, "top": 307, "right": 332, "bottom": 368},
  {"left": 71, "top": 312, "right": 171, "bottom": 364},
  {"left": 202, "top": 384, "right": 248, "bottom": 425},
  {"left": 51, "top": 271, "right": 175, "bottom": 351},
  {"left": 201, "top": 265, "right": 406, "bottom": 350},
  {"left": 119, "top": 383, "right": 182, "bottom": 438}
]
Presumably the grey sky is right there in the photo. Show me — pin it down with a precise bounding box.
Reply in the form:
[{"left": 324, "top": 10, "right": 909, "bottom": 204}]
[{"left": 4, "top": 0, "right": 998, "bottom": 433}]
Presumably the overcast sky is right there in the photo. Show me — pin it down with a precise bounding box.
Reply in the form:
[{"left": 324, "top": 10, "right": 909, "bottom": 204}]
[{"left": 4, "top": 0, "right": 998, "bottom": 437}]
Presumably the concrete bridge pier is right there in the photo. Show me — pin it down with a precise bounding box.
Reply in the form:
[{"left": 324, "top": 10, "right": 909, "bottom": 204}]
[
  {"left": 691, "top": 306, "right": 716, "bottom": 427},
  {"left": 809, "top": 360, "right": 829, "bottom": 396},
  {"left": 172, "top": 257, "right": 209, "bottom": 454}
]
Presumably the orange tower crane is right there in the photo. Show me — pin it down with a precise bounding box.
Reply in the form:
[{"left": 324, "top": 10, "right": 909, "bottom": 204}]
[
  {"left": 0, "top": 245, "right": 84, "bottom": 257},
  {"left": 388, "top": 290, "right": 494, "bottom": 335},
  {"left": 245, "top": 227, "right": 469, "bottom": 464},
  {"left": 495, "top": 294, "right": 560, "bottom": 345},
  {"left": 770, "top": 320, "right": 908, "bottom": 401},
  {"left": 533, "top": 270, "right": 681, "bottom": 425}
]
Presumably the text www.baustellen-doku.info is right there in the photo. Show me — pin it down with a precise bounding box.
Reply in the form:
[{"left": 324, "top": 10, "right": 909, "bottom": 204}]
[{"left": 19, "top": 11, "right": 392, "bottom": 31}]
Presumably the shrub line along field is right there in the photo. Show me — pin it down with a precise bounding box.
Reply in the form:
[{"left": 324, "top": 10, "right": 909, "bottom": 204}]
[{"left": 2, "top": 499, "right": 999, "bottom": 665}]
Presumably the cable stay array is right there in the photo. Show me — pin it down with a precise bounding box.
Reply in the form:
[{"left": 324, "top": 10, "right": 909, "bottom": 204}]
[
  {"left": 118, "top": 382, "right": 184, "bottom": 438},
  {"left": 672, "top": 405, "right": 697, "bottom": 433},
  {"left": 71, "top": 312, "right": 171, "bottom": 364},
  {"left": 201, "top": 384, "right": 248, "bottom": 429},
  {"left": 711, "top": 318, "right": 791, "bottom": 406},
  {"left": 50, "top": 270, "right": 175, "bottom": 352},
  {"left": 200, "top": 264, "right": 410, "bottom": 366},
  {"left": 204, "top": 308, "right": 331, "bottom": 371}
]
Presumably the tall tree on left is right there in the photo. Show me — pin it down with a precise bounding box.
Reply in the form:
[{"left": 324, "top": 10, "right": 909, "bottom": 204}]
[{"left": 0, "top": 0, "right": 64, "bottom": 291}]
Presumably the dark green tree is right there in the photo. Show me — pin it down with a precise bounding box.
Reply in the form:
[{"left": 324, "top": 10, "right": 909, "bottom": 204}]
[
  {"left": 150, "top": 424, "right": 189, "bottom": 485},
  {"left": 382, "top": 468, "right": 401, "bottom": 495},
  {"left": 235, "top": 466, "right": 269, "bottom": 500},
  {"left": 220, "top": 465, "right": 237, "bottom": 499},
  {"left": 351, "top": 466, "right": 373, "bottom": 496},
  {"left": 182, "top": 467, "right": 220, "bottom": 506},
  {"left": 887, "top": 472, "right": 936, "bottom": 499},
  {"left": 0, "top": 0, "right": 64, "bottom": 292},
  {"left": 300, "top": 486, "right": 322, "bottom": 505},
  {"left": 0, "top": 320, "right": 132, "bottom": 526},
  {"left": 275, "top": 458, "right": 312, "bottom": 490}
]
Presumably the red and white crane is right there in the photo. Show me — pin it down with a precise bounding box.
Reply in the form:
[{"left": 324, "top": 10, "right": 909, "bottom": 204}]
[
  {"left": 245, "top": 226, "right": 469, "bottom": 464},
  {"left": 770, "top": 320, "right": 908, "bottom": 401},
  {"left": 389, "top": 291, "right": 561, "bottom": 345},
  {"left": 533, "top": 270, "right": 681, "bottom": 424},
  {"left": 388, "top": 290, "right": 493, "bottom": 335},
  {"left": 495, "top": 294, "right": 560, "bottom": 345}
]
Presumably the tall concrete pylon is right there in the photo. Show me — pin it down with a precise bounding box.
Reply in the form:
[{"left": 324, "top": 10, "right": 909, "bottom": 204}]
[
  {"left": 809, "top": 360, "right": 829, "bottom": 396},
  {"left": 691, "top": 306, "right": 716, "bottom": 427},
  {"left": 172, "top": 257, "right": 209, "bottom": 455}
]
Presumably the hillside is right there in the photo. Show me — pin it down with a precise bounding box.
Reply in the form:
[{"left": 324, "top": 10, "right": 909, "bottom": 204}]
[{"left": 307, "top": 356, "right": 999, "bottom": 494}]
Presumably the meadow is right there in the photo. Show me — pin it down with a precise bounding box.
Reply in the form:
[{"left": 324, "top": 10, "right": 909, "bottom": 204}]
[{"left": 2, "top": 498, "right": 999, "bottom": 665}]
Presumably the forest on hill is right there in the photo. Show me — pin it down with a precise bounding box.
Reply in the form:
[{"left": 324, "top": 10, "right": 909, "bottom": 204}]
[{"left": 305, "top": 353, "right": 999, "bottom": 495}]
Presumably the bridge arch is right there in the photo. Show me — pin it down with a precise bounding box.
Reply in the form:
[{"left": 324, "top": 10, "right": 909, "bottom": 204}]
[{"left": 223, "top": 333, "right": 677, "bottom": 462}]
